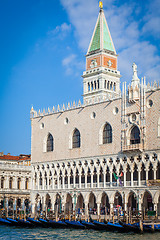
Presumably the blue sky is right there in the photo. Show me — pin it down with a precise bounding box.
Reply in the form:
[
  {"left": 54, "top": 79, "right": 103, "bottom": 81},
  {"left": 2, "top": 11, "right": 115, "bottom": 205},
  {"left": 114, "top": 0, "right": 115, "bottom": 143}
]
[{"left": 0, "top": 0, "right": 160, "bottom": 155}]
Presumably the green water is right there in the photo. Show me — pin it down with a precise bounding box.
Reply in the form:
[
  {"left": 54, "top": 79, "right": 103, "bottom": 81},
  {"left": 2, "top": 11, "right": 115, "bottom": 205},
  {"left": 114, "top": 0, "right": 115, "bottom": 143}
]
[{"left": 0, "top": 226, "right": 160, "bottom": 240}]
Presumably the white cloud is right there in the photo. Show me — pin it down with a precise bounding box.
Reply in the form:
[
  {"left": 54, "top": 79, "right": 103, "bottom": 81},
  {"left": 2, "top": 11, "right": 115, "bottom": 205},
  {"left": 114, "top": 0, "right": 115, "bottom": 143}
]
[
  {"left": 60, "top": 0, "right": 160, "bottom": 83},
  {"left": 62, "top": 54, "right": 83, "bottom": 76},
  {"left": 62, "top": 54, "right": 76, "bottom": 66},
  {"left": 47, "top": 22, "right": 71, "bottom": 39},
  {"left": 142, "top": 0, "right": 160, "bottom": 39}
]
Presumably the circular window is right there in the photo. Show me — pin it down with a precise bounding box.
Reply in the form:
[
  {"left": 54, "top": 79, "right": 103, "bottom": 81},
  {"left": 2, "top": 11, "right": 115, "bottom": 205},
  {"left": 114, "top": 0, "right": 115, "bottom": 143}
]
[
  {"left": 40, "top": 123, "right": 44, "bottom": 129},
  {"left": 148, "top": 99, "right": 153, "bottom": 108},
  {"left": 113, "top": 107, "right": 119, "bottom": 115},
  {"left": 64, "top": 117, "right": 69, "bottom": 125},
  {"left": 90, "top": 112, "right": 96, "bottom": 119},
  {"left": 132, "top": 114, "right": 136, "bottom": 121}
]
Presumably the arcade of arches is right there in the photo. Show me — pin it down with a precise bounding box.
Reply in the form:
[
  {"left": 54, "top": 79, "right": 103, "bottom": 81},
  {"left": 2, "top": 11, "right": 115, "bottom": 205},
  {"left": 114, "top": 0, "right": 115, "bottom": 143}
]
[{"left": 32, "top": 189, "right": 160, "bottom": 217}]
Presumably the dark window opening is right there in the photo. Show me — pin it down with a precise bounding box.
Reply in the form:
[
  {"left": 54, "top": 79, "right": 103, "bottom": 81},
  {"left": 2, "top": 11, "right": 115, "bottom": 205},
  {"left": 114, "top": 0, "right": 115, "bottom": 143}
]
[
  {"left": 103, "top": 123, "right": 112, "bottom": 144},
  {"left": 130, "top": 126, "right": 140, "bottom": 144},
  {"left": 73, "top": 129, "right": 81, "bottom": 148},
  {"left": 47, "top": 133, "right": 54, "bottom": 152}
]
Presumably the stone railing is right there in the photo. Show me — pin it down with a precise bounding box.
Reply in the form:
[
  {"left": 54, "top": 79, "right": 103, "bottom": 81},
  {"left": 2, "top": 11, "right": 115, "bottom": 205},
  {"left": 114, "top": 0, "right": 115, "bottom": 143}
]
[
  {"left": 122, "top": 143, "right": 143, "bottom": 152},
  {"left": 0, "top": 163, "right": 31, "bottom": 171}
]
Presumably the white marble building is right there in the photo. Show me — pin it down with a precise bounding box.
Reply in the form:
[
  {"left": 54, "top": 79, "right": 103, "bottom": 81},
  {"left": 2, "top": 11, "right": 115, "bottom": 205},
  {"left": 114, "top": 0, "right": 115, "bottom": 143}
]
[
  {"left": 0, "top": 153, "right": 31, "bottom": 216},
  {"left": 30, "top": 2, "right": 160, "bottom": 218}
]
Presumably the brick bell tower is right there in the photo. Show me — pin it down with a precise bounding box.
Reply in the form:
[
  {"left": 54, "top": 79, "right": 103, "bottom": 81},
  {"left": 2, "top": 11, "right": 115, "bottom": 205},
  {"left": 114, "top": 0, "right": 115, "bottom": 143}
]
[{"left": 82, "top": 1, "right": 121, "bottom": 105}]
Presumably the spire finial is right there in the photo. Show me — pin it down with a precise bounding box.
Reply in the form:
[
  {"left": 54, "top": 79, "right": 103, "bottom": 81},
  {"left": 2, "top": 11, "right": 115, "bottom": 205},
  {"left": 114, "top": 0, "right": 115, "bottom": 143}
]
[{"left": 99, "top": 1, "right": 103, "bottom": 9}]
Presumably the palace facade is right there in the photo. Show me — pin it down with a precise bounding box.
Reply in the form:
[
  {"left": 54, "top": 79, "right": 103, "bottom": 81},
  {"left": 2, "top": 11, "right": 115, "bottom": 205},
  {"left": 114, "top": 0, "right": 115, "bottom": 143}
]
[
  {"left": 0, "top": 153, "right": 31, "bottom": 216},
  {"left": 30, "top": 3, "right": 160, "bottom": 218}
]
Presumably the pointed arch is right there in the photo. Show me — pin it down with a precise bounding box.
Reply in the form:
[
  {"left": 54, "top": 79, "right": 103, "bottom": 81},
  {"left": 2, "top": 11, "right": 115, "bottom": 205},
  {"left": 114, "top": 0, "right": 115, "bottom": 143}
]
[
  {"left": 47, "top": 133, "right": 54, "bottom": 152},
  {"left": 130, "top": 125, "right": 140, "bottom": 144},
  {"left": 99, "top": 122, "right": 112, "bottom": 145},
  {"left": 43, "top": 132, "right": 54, "bottom": 152},
  {"left": 73, "top": 128, "right": 81, "bottom": 148},
  {"left": 103, "top": 123, "right": 112, "bottom": 144}
]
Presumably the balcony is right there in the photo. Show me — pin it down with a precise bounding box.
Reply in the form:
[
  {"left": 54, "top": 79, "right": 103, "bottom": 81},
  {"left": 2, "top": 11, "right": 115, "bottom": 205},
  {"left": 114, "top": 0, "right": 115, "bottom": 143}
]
[{"left": 122, "top": 143, "right": 143, "bottom": 152}]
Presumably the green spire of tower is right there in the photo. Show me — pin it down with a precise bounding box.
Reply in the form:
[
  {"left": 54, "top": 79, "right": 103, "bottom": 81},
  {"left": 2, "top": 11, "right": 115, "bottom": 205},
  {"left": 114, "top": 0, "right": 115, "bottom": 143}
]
[{"left": 87, "top": 7, "right": 116, "bottom": 54}]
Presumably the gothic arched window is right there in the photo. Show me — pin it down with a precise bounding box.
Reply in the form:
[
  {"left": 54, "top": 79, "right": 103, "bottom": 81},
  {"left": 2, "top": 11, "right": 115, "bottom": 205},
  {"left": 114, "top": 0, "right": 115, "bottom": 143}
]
[
  {"left": 130, "top": 126, "right": 140, "bottom": 144},
  {"left": 73, "top": 129, "right": 81, "bottom": 148},
  {"left": 103, "top": 123, "right": 112, "bottom": 144},
  {"left": 47, "top": 133, "right": 54, "bottom": 152}
]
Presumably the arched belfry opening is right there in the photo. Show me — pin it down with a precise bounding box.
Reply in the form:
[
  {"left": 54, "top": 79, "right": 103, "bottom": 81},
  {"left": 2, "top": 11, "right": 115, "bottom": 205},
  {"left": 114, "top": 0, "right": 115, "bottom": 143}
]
[{"left": 130, "top": 126, "right": 140, "bottom": 144}]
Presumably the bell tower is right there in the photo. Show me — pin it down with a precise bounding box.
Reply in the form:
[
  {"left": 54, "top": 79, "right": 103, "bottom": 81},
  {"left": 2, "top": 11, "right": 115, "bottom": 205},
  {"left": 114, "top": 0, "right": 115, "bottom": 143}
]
[{"left": 82, "top": 1, "right": 121, "bottom": 105}]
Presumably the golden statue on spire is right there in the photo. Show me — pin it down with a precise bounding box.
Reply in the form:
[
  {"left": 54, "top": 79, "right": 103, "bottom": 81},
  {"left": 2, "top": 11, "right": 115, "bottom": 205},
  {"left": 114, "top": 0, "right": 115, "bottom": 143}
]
[{"left": 99, "top": 1, "right": 103, "bottom": 9}]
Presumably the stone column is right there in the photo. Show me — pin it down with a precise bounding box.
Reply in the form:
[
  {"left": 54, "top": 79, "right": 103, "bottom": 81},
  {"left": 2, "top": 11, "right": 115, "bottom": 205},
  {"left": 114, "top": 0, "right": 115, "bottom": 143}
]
[
  {"left": 85, "top": 202, "right": 88, "bottom": 221},
  {"left": 32, "top": 202, "right": 35, "bottom": 217},
  {"left": 57, "top": 175, "right": 60, "bottom": 189},
  {"left": 110, "top": 202, "right": 114, "bottom": 218},
  {"left": 6, "top": 198, "right": 8, "bottom": 217},
  {"left": 46, "top": 175, "right": 49, "bottom": 190},
  {"left": 21, "top": 177, "right": 25, "bottom": 190},
  {"left": 13, "top": 176, "right": 17, "bottom": 190},
  {"left": 145, "top": 168, "right": 149, "bottom": 181},
  {"left": 91, "top": 173, "right": 93, "bottom": 188},
  {"left": 139, "top": 199, "right": 142, "bottom": 211},
  {"left": 62, "top": 175, "right": 65, "bottom": 189},
  {"left": 124, "top": 202, "right": 127, "bottom": 211},
  {"left": 97, "top": 202, "right": 100, "bottom": 218},
  {"left": 5, "top": 176, "right": 9, "bottom": 189},
  {"left": 28, "top": 177, "right": 31, "bottom": 190},
  {"left": 68, "top": 174, "right": 70, "bottom": 189},
  {"left": 42, "top": 176, "right": 45, "bottom": 190},
  {"left": 131, "top": 170, "right": 134, "bottom": 187},
  {"left": 85, "top": 171, "right": 87, "bottom": 188}
]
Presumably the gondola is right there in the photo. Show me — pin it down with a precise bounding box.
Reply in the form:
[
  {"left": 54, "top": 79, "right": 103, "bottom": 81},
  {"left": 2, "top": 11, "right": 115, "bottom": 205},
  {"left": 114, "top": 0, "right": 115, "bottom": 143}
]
[
  {"left": 39, "top": 218, "right": 51, "bottom": 228},
  {"left": 106, "top": 221, "right": 126, "bottom": 232},
  {"left": 119, "top": 220, "right": 141, "bottom": 233},
  {"left": 6, "top": 217, "right": 20, "bottom": 227},
  {"left": 17, "top": 219, "right": 34, "bottom": 228},
  {"left": 27, "top": 217, "right": 47, "bottom": 228},
  {"left": 81, "top": 220, "right": 99, "bottom": 230},
  {"left": 92, "top": 220, "right": 109, "bottom": 230},
  {"left": 0, "top": 218, "right": 12, "bottom": 226},
  {"left": 65, "top": 219, "right": 86, "bottom": 229},
  {"left": 47, "top": 219, "right": 68, "bottom": 228},
  {"left": 154, "top": 224, "right": 160, "bottom": 231}
]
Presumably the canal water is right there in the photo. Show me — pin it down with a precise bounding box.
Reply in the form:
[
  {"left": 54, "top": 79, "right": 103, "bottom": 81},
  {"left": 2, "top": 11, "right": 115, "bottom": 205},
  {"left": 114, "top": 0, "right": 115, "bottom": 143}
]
[{"left": 0, "top": 226, "right": 160, "bottom": 240}]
